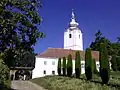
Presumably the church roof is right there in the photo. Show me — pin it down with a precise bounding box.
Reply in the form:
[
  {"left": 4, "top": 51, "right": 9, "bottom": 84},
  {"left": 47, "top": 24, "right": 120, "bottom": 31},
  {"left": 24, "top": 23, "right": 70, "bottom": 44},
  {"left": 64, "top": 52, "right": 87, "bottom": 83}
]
[{"left": 36, "top": 48, "right": 99, "bottom": 61}]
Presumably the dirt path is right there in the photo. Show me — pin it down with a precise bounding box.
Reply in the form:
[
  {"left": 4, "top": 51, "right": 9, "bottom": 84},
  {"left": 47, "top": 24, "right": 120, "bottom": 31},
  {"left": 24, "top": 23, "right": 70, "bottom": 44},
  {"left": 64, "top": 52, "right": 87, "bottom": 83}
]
[{"left": 11, "top": 80, "right": 47, "bottom": 90}]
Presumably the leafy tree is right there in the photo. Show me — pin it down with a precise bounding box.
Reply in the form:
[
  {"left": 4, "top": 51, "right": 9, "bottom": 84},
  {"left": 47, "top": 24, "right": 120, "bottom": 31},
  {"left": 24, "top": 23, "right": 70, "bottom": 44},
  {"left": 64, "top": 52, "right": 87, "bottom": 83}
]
[
  {"left": 111, "top": 55, "right": 117, "bottom": 71},
  {"left": 62, "top": 57, "right": 66, "bottom": 76},
  {"left": 99, "top": 43, "right": 110, "bottom": 84},
  {"left": 0, "top": 0, "right": 44, "bottom": 67},
  {"left": 85, "top": 48, "right": 93, "bottom": 80},
  {"left": 67, "top": 54, "right": 73, "bottom": 77},
  {"left": 93, "top": 59, "right": 98, "bottom": 74},
  {"left": 75, "top": 51, "right": 81, "bottom": 78},
  {"left": 57, "top": 58, "right": 61, "bottom": 76},
  {"left": 116, "top": 56, "right": 120, "bottom": 71},
  {"left": 90, "top": 30, "right": 112, "bottom": 55},
  {"left": 0, "top": 53, "right": 10, "bottom": 89}
]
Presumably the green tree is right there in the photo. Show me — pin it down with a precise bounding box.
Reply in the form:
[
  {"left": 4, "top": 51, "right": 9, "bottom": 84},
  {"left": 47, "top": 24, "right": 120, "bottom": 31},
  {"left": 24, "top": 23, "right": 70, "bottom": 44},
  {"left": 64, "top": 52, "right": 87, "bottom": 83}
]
[
  {"left": 75, "top": 51, "right": 81, "bottom": 78},
  {"left": 0, "top": 0, "right": 44, "bottom": 67},
  {"left": 90, "top": 30, "right": 112, "bottom": 55},
  {"left": 116, "top": 56, "right": 120, "bottom": 71},
  {"left": 99, "top": 43, "right": 110, "bottom": 84},
  {"left": 57, "top": 58, "right": 61, "bottom": 76},
  {"left": 67, "top": 54, "right": 73, "bottom": 77},
  {"left": 0, "top": 53, "right": 10, "bottom": 89},
  {"left": 85, "top": 48, "right": 93, "bottom": 80},
  {"left": 111, "top": 55, "right": 117, "bottom": 71},
  {"left": 62, "top": 57, "right": 66, "bottom": 76}
]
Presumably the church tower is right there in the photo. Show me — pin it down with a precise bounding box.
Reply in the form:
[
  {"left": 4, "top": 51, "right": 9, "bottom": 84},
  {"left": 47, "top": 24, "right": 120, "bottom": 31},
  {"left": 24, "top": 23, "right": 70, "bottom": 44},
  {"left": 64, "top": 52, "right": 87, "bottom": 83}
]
[{"left": 64, "top": 10, "right": 83, "bottom": 51}]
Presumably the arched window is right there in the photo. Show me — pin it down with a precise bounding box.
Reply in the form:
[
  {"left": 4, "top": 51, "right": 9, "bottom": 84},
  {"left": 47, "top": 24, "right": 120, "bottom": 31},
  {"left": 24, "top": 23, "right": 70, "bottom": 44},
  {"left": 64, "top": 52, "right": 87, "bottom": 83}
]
[{"left": 69, "top": 34, "right": 72, "bottom": 38}]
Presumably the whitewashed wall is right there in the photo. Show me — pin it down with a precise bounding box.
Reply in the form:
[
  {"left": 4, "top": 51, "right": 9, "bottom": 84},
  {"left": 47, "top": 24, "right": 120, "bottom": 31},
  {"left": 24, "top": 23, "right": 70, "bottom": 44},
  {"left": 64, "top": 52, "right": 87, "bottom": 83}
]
[{"left": 32, "top": 57, "right": 100, "bottom": 79}]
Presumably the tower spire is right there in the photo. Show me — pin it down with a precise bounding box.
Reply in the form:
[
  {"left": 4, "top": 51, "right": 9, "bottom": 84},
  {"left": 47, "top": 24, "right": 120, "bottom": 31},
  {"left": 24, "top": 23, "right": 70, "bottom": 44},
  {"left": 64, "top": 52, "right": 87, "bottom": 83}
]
[{"left": 72, "top": 9, "right": 75, "bottom": 20}]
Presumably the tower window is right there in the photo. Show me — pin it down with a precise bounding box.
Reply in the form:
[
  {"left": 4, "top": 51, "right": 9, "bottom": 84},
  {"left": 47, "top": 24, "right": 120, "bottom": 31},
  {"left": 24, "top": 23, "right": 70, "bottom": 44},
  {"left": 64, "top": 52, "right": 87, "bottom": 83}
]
[
  {"left": 43, "top": 70, "right": 46, "bottom": 74},
  {"left": 69, "top": 34, "right": 72, "bottom": 38},
  {"left": 79, "top": 35, "right": 80, "bottom": 38}
]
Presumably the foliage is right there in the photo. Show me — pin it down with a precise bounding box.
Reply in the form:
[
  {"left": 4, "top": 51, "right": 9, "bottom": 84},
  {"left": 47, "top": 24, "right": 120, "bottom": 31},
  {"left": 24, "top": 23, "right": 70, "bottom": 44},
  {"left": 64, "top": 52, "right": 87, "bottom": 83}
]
[
  {"left": 0, "top": 53, "right": 10, "bottom": 89},
  {"left": 111, "top": 55, "right": 117, "bottom": 71},
  {"left": 93, "top": 59, "right": 98, "bottom": 74},
  {"left": 99, "top": 43, "right": 110, "bottom": 84},
  {"left": 62, "top": 57, "right": 66, "bottom": 76},
  {"left": 67, "top": 54, "right": 73, "bottom": 77},
  {"left": 116, "top": 56, "right": 120, "bottom": 71},
  {"left": 85, "top": 48, "right": 93, "bottom": 80},
  {"left": 90, "top": 30, "right": 112, "bottom": 55},
  {"left": 75, "top": 51, "right": 81, "bottom": 78},
  {"left": 57, "top": 58, "right": 61, "bottom": 76},
  {"left": 31, "top": 75, "right": 120, "bottom": 90},
  {"left": 0, "top": 0, "right": 44, "bottom": 67}
]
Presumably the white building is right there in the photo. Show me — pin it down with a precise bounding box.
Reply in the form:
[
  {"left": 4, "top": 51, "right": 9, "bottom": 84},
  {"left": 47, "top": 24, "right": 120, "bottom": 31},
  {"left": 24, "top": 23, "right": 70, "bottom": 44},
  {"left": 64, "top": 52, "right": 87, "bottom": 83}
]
[{"left": 32, "top": 11, "right": 100, "bottom": 79}]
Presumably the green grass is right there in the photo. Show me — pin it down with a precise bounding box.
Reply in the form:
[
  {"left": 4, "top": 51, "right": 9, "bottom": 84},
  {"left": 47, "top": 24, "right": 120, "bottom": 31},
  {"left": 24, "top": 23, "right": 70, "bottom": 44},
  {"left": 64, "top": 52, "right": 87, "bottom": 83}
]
[{"left": 30, "top": 74, "right": 120, "bottom": 90}]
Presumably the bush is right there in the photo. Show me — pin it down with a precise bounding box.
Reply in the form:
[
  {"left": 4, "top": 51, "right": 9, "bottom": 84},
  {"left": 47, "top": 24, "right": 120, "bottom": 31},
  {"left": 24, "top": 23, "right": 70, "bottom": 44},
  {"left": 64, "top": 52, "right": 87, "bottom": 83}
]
[
  {"left": 99, "top": 43, "right": 110, "bottom": 84},
  {"left": 67, "top": 54, "right": 73, "bottom": 77},
  {"left": 111, "top": 55, "right": 117, "bottom": 71},
  {"left": 57, "top": 58, "right": 61, "bottom": 76},
  {"left": 85, "top": 48, "right": 93, "bottom": 80},
  {"left": 62, "top": 57, "right": 66, "bottom": 76},
  {"left": 0, "top": 53, "right": 10, "bottom": 89},
  {"left": 75, "top": 51, "right": 81, "bottom": 78}
]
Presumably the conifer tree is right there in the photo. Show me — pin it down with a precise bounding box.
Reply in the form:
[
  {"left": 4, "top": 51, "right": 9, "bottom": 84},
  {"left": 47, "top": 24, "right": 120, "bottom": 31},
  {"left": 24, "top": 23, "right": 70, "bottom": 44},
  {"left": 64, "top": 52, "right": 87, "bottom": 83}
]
[
  {"left": 75, "top": 51, "right": 81, "bottom": 78},
  {"left": 57, "top": 58, "right": 61, "bottom": 76},
  {"left": 85, "top": 48, "right": 93, "bottom": 80},
  {"left": 99, "top": 43, "right": 110, "bottom": 84},
  {"left": 63, "top": 57, "right": 66, "bottom": 76},
  {"left": 111, "top": 55, "right": 117, "bottom": 71},
  {"left": 67, "top": 54, "right": 73, "bottom": 77}
]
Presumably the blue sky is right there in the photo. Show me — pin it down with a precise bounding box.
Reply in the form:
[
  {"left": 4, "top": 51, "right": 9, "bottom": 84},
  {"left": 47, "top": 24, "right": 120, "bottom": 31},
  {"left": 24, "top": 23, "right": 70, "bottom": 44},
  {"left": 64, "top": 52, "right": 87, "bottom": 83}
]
[{"left": 34, "top": 0, "right": 120, "bottom": 53}]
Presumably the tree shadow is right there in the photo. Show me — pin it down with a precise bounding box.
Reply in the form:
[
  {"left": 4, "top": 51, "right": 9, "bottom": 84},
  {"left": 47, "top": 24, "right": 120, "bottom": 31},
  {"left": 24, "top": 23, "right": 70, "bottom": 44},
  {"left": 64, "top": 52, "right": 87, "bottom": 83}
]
[{"left": 0, "top": 83, "right": 18, "bottom": 90}]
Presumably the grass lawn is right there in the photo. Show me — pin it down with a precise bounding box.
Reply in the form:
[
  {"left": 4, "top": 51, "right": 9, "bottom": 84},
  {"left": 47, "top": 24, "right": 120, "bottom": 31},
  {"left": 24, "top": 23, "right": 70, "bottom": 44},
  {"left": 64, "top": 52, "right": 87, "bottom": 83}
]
[{"left": 30, "top": 74, "right": 120, "bottom": 90}]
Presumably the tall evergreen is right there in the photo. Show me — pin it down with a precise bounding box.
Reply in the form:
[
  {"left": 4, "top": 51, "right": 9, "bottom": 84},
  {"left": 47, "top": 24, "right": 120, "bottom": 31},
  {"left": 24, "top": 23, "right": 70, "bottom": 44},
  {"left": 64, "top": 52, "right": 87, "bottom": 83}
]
[
  {"left": 99, "top": 43, "right": 110, "bottom": 84},
  {"left": 111, "top": 55, "right": 117, "bottom": 71},
  {"left": 75, "top": 51, "right": 81, "bottom": 78},
  {"left": 85, "top": 48, "right": 93, "bottom": 80},
  {"left": 67, "top": 54, "right": 73, "bottom": 77},
  {"left": 57, "top": 58, "right": 61, "bottom": 76},
  {"left": 63, "top": 57, "right": 66, "bottom": 76}
]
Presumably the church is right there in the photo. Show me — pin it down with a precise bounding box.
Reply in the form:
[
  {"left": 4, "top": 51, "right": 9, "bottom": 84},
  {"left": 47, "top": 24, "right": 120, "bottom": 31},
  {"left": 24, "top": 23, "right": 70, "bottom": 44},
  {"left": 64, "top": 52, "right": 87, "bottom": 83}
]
[{"left": 32, "top": 11, "right": 100, "bottom": 78}]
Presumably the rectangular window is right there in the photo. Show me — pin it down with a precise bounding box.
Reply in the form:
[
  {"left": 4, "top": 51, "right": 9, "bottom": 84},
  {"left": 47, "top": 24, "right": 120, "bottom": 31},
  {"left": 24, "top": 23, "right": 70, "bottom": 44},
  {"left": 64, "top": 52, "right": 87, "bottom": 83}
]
[
  {"left": 43, "top": 70, "right": 46, "bottom": 74},
  {"left": 81, "top": 63, "right": 84, "bottom": 68},
  {"left": 52, "top": 71, "right": 55, "bottom": 75},
  {"left": 52, "top": 61, "right": 55, "bottom": 65},
  {"left": 44, "top": 61, "right": 47, "bottom": 65},
  {"left": 69, "top": 34, "right": 72, "bottom": 38}
]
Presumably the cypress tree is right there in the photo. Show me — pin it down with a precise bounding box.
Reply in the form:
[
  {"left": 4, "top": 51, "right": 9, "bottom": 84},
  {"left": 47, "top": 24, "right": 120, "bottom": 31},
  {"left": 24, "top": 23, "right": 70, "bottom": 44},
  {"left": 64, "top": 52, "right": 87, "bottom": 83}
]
[
  {"left": 99, "top": 43, "right": 110, "bottom": 84},
  {"left": 67, "top": 54, "right": 73, "bottom": 77},
  {"left": 57, "top": 58, "right": 61, "bottom": 76},
  {"left": 93, "top": 59, "right": 98, "bottom": 74},
  {"left": 75, "top": 51, "right": 81, "bottom": 78},
  {"left": 111, "top": 55, "right": 117, "bottom": 71},
  {"left": 85, "top": 48, "right": 93, "bottom": 80},
  {"left": 63, "top": 57, "right": 66, "bottom": 76}
]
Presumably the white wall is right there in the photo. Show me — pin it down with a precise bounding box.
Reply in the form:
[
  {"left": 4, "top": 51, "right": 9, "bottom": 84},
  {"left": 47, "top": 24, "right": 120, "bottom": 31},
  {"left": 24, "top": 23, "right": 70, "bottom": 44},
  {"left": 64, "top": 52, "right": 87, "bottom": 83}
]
[
  {"left": 32, "top": 57, "right": 100, "bottom": 79},
  {"left": 64, "top": 28, "right": 83, "bottom": 51}
]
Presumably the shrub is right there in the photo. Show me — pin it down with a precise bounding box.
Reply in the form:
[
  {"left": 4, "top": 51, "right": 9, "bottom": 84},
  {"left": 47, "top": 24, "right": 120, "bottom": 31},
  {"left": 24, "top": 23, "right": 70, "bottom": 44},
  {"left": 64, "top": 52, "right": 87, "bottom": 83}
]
[
  {"left": 57, "top": 58, "right": 61, "bottom": 76},
  {"left": 0, "top": 53, "right": 10, "bottom": 89},
  {"left": 67, "top": 54, "right": 73, "bottom": 77},
  {"left": 99, "top": 43, "right": 110, "bottom": 84},
  {"left": 85, "top": 48, "right": 93, "bottom": 80},
  {"left": 62, "top": 57, "right": 66, "bottom": 76},
  {"left": 111, "top": 55, "right": 117, "bottom": 71},
  {"left": 75, "top": 51, "right": 81, "bottom": 78}
]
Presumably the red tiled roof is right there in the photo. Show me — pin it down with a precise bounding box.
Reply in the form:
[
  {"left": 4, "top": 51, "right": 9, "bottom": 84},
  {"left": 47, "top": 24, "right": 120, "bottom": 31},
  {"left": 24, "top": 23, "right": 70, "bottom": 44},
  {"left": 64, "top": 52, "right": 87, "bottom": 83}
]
[{"left": 36, "top": 48, "right": 99, "bottom": 61}]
